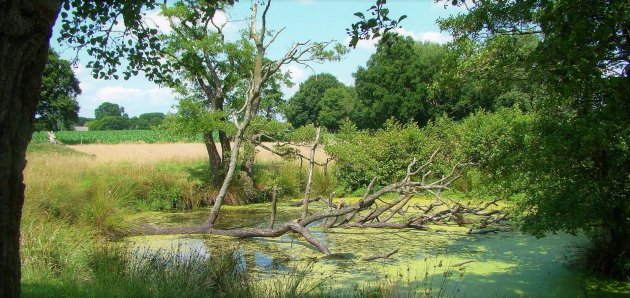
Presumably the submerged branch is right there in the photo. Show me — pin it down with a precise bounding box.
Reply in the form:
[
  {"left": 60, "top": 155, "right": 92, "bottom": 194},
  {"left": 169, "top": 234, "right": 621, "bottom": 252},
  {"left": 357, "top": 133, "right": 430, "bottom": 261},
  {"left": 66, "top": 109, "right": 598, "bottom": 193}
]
[{"left": 362, "top": 249, "right": 399, "bottom": 261}]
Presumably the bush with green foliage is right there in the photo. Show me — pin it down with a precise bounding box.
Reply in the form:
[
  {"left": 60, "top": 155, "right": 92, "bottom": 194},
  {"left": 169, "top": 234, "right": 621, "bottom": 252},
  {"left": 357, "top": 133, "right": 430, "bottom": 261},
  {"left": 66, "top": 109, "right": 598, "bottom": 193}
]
[
  {"left": 438, "top": 0, "right": 630, "bottom": 278},
  {"left": 327, "top": 119, "right": 439, "bottom": 191},
  {"left": 326, "top": 108, "right": 532, "bottom": 194}
]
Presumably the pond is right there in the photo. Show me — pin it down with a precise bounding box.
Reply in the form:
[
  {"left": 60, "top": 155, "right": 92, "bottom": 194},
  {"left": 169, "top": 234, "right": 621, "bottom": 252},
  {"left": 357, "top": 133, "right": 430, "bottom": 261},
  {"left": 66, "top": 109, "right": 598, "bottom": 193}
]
[{"left": 124, "top": 203, "right": 629, "bottom": 297}]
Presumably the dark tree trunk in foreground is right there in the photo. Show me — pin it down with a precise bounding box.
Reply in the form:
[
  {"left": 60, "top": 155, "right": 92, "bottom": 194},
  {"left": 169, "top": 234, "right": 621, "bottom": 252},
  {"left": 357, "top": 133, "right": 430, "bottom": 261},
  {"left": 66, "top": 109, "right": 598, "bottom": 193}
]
[{"left": 0, "top": 1, "right": 61, "bottom": 297}]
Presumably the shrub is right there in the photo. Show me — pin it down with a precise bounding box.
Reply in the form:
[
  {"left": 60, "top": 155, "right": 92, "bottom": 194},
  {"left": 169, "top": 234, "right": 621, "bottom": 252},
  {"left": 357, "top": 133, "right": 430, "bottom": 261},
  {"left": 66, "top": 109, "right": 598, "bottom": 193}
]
[{"left": 326, "top": 108, "right": 531, "bottom": 195}]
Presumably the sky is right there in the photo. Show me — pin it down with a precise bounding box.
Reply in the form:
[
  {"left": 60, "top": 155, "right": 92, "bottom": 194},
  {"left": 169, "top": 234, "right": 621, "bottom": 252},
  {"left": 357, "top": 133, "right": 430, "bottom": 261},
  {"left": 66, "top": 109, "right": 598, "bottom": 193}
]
[{"left": 50, "top": 0, "right": 464, "bottom": 118}]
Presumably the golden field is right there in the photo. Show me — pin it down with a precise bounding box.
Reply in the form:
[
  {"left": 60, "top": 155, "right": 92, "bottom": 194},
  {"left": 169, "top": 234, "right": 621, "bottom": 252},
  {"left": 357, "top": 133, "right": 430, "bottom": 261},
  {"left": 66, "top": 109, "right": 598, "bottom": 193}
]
[{"left": 69, "top": 142, "right": 329, "bottom": 164}]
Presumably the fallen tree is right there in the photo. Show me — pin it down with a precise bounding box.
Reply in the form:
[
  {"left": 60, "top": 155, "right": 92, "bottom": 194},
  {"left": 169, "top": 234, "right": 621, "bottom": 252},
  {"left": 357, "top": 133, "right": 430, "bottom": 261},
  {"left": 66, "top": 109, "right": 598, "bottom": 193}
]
[
  {"left": 142, "top": 150, "right": 509, "bottom": 255},
  {"left": 140, "top": 0, "right": 510, "bottom": 257}
]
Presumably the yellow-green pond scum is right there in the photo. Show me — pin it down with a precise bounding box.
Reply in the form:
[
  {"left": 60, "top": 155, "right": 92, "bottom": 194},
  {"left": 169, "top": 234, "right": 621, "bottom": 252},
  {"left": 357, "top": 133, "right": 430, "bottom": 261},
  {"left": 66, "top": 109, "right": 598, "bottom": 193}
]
[{"left": 124, "top": 201, "right": 630, "bottom": 297}]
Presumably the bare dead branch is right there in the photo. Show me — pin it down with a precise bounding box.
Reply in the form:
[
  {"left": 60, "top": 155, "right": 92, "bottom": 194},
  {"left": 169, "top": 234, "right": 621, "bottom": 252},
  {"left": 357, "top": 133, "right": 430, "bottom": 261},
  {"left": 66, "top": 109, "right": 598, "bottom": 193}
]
[
  {"left": 301, "top": 126, "right": 321, "bottom": 220},
  {"left": 269, "top": 185, "right": 278, "bottom": 229}
]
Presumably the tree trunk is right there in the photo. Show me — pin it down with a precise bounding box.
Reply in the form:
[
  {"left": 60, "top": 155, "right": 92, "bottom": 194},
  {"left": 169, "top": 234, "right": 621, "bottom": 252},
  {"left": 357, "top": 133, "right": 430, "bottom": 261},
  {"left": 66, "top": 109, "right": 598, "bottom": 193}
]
[
  {"left": 204, "top": 131, "right": 223, "bottom": 186},
  {"left": 604, "top": 207, "right": 630, "bottom": 278},
  {"left": 0, "top": 1, "right": 61, "bottom": 297},
  {"left": 241, "top": 154, "right": 255, "bottom": 188},
  {"left": 218, "top": 129, "right": 231, "bottom": 170},
  {"left": 205, "top": 127, "right": 246, "bottom": 227}
]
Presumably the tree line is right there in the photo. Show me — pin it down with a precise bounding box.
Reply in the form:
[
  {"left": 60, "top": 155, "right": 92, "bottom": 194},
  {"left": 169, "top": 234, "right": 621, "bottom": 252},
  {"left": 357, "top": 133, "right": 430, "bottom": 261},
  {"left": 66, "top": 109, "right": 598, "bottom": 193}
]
[
  {"left": 285, "top": 33, "right": 538, "bottom": 132},
  {"left": 88, "top": 102, "right": 166, "bottom": 130}
]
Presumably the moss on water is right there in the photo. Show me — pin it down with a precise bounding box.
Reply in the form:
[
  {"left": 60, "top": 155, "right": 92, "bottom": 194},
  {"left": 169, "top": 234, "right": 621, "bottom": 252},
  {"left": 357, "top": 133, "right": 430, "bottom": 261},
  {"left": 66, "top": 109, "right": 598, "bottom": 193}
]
[{"left": 124, "top": 204, "right": 629, "bottom": 297}]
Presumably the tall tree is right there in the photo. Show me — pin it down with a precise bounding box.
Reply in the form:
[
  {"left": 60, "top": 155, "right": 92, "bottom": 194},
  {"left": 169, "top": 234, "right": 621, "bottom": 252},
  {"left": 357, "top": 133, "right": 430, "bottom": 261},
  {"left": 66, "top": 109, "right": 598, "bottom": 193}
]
[
  {"left": 154, "top": 1, "right": 255, "bottom": 186},
  {"left": 94, "top": 102, "right": 125, "bottom": 119},
  {"left": 200, "top": 0, "right": 343, "bottom": 226},
  {"left": 136, "top": 112, "right": 165, "bottom": 129},
  {"left": 430, "top": 34, "right": 540, "bottom": 119},
  {"left": 154, "top": 1, "right": 293, "bottom": 186},
  {"left": 440, "top": 0, "right": 630, "bottom": 278},
  {"left": 353, "top": 35, "right": 446, "bottom": 129},
  {"left": 285, "top": 73, "right": 344, "bottom": 128},
  {"left": 317, "top": 85, "right": 357, "bottom": 132},
  {"left": 35, "top": 49, "right": 81, "bottom": 131},
  {"left": 88, "top": 116, "right": 131, "bottom": 130}
]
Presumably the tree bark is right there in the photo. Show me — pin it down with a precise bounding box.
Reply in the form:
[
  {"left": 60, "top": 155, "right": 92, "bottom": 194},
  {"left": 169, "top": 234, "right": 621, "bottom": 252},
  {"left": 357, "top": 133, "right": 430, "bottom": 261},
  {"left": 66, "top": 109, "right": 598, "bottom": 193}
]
[
  {"left": 242, "top": 155, "right": 255, "bottom": 188},
  {"left": 205, "top": 127, "right": 246, "bottom": 227},
  {"left": 0, "top": 1, "right": 61, "bottom": 296},
  {"left": 204, "top": 131, "right": 223, "bottom": 186},
  {"left": 218, "top": 130, "right": 231, "bottom": 170}
]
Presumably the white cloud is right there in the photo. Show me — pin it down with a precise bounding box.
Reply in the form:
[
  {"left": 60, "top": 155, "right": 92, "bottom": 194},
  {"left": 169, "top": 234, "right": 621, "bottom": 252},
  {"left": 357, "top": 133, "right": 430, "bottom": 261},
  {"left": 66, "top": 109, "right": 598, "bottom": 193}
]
[
  {"left": 144, "top": 9, "right": 232, "bottom": 35},
  {"left": 347, "top": 28, "right": 452, "bottom": 53},
  {"left": 344, "top": 36, "right": 379, "bottom": 51},
  {"left": 394, "top": 28, "right": 452, "bottom": 44},
  {"left": 280, "top": 64, "right": 310, "bottom": 97},
  {"left": 145, "top": 10, "right": 173, "bottom": 34},
  {"left": 212, "top": 10, "right": 229, "bottom": 29},
  {"left": 87, "top": 86, "right": 176, "bottom": 117},
  {"left": 283, "top": 64, "right": 307, "bottom": 83},
  {"left": 73, "top": 62, "right": 86, "bottom": 75}
]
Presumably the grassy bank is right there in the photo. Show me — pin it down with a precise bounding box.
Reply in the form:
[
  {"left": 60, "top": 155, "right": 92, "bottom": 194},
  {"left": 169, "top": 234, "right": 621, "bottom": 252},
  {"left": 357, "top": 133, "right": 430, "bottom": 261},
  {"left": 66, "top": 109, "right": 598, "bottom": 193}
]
[{"left": 20, "top": 143, "right": 327, "bottom": 297}]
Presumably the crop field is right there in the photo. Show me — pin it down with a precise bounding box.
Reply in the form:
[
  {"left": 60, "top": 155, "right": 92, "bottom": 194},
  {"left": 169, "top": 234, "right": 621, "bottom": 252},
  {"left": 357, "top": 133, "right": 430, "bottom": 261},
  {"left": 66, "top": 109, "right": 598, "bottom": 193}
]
[{"left": 31, "top": 130, "right": 204, "bottom": 144}]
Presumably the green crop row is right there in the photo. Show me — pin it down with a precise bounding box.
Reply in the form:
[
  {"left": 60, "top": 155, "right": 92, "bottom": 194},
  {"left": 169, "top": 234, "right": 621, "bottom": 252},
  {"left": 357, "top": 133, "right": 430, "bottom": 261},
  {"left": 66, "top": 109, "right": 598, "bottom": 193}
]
[{"left": 31, "top": 130, "right": 205, "bottom": 144}]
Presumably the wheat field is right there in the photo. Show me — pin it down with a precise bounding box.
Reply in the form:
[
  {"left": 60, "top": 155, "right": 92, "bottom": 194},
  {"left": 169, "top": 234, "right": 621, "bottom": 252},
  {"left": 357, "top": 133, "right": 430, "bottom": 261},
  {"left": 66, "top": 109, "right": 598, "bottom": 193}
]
[{"left": 69, "top": 143, "right": 328, "bottom": 164}]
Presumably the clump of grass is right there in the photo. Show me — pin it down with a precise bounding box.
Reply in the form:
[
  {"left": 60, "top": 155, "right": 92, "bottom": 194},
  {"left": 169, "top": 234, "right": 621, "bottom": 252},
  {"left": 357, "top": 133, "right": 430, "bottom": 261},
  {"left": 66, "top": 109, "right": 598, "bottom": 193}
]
[
  {"left": 21, "top": 221, "right": 95, "bottom": 281},
  {"left": 255, "top": 262, "right": 325, "bottom": 297},
  {"left": 23, "top": 242, "right": 254, "bottom": 298},
  {"left": 24, "top": 152, "right": 132, "bottom": 239},
  {"left": 134, "top": 167, "right": 205, "bottom": 210},
  {"left": 85, "top": 245, "right": 252, "bottom": 298},
  {"left": 253, "top": 162, "right": 305, "bottom": 202},
  {"left": 311, "top": 167, "right": 338, "bottom": 198}
]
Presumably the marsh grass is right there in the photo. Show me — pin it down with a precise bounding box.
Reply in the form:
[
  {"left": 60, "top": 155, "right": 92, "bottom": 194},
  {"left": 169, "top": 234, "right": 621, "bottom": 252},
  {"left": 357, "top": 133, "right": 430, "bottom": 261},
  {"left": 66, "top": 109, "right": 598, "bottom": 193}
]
[{"left": 23, "top": 244, "right": 254, "bottom": 298}]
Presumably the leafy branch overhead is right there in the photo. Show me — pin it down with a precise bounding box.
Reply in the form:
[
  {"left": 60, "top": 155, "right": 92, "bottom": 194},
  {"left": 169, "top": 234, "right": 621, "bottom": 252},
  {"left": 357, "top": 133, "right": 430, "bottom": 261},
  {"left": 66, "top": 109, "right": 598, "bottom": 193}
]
[
  {"left": 57, "top": 0, "right": 235, "bottom": 80},
  {"left": 347, "top": 0, "right": 407, "bottom": 48}
]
